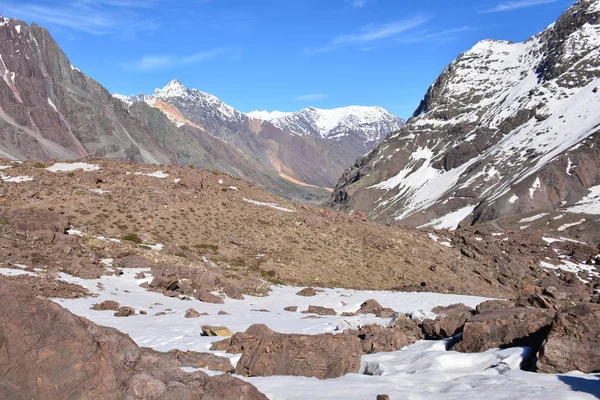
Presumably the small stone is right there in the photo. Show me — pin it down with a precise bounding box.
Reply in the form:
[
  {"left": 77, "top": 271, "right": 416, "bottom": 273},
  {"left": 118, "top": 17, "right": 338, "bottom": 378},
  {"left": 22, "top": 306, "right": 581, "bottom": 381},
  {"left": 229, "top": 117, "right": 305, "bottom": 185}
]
[
  {"left": 296, "top": 287, "right": 317, "bottom": 297},
  {"left": 284, "top": 306, "right": 298, "bottom": 312},
  {"left": 114, "top": 306, "right": 135, "bottom": 317},
  {"left": 201, "top": 325, "right": 234, "bottom": 337},
  {"left": 185, "top": 309, "right": 202, "bottom": 318},
  {"left": 218, "top": 310, "right": 230, "bottom": 315}
]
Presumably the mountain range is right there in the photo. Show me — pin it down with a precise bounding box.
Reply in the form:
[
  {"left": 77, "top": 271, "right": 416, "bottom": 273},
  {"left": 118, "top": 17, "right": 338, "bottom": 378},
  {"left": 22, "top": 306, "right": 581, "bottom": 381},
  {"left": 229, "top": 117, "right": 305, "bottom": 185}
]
[
  {"left": 115, "top": 82, "right": 405, "bottom": 195},
  {"left": 330, "top": 0, "right": 600, "bottom": 229},
  {"left": 0, "top": 16, "right": 403, "bottom": 202}
]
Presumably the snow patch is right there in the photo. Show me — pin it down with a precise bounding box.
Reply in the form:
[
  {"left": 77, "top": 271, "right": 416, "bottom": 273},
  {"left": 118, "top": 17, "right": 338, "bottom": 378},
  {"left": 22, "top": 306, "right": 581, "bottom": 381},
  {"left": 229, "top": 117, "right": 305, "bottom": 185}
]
[
  {"left": 46, "top": 162, "right": 100, "bottom": 173},
  {"left": 244, "top": 198, "right": 295, "bottom": 213}
]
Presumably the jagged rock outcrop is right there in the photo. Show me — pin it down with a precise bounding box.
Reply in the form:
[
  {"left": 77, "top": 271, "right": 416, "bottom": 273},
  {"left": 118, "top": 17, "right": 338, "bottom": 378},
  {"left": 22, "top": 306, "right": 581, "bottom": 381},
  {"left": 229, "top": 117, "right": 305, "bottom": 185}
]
[
  {"left": 0, "top": 279, "right": 267, "bottom": 399},
  {"left": 330, "top": 0, "right": 600, "bottom": 228}
]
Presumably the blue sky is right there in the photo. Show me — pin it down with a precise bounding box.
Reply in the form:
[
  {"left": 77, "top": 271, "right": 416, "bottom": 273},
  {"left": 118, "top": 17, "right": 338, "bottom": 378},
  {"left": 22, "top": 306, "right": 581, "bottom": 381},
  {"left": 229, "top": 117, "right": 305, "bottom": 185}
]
[{"left": 2, "top": 0, "right": 573, "bottom": 118}]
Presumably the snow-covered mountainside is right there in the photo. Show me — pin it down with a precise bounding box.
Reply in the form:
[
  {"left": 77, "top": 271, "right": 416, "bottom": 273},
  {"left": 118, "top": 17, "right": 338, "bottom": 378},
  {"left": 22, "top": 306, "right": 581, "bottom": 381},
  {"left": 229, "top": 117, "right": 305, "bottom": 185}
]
[
  {"left": 117, "top": 81, "right": 402, "bottom": 191},
  {"left": 247, "top": 106, "right": 405, "bottom": 145},
  {"left": 330, "top": 0, "right": 600, "bottom": 229}
]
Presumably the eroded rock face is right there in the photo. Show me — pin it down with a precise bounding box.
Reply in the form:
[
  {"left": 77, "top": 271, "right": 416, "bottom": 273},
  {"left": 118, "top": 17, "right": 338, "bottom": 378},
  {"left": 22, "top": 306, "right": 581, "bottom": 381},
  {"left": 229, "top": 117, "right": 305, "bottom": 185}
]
[
  {"left": 0, "top": 280, "right": 267, "bottom": 399},
  {"left": 454, "top": 303, "right": 555, "bottom": 353},
  {"left": 346, "top": 320, "right": 424, "bottom": 354},
  {"left": 235, "top": 332, "right": 362, "bottom": 379},
  {"left": 209, "top": 324, "right": 361, "bottom": 379},
  {"left": 536, "top": 304, "right": 600, "bottom": 373}
]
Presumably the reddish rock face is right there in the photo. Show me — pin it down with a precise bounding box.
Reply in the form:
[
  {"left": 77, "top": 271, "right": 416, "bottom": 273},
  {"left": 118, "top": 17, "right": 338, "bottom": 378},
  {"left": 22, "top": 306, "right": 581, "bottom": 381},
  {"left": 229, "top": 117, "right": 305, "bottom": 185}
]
[
  {"left": 0, "top": 280, "right": 267, "bottom": 400},
  {"left": 536, "top": 304, "right": 600, "bottom": 374}
]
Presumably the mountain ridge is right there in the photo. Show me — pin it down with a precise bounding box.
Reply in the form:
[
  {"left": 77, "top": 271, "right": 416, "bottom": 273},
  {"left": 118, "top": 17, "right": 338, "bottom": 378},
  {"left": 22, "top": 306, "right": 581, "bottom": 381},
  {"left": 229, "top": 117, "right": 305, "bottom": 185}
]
[{"left": 330, "top": 0, "right": 600, "bottom": 229}]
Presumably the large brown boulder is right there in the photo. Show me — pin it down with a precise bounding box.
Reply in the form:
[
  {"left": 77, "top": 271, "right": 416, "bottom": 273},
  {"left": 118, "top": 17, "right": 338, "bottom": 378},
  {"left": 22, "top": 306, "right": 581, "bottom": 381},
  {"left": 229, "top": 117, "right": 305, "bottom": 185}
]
[
  {"left": 454, "top": 302, "right": 555, "bottom": 353},
  {"left": 235, "top": 332, "right": 362, "bottom": 379},
  {"left": 346, "top": 319, "right": 423, "bottom": 354},
  {"left": 0, "top": 280, "right": 267, "bottom": 400},
  {"left": 357, "top": 299, "right": 396, "bottom": 318},
  {"left": 536, "top": 304, "right": 600, "bottom": 373},
  {"left": 422, "top": 303, "right": 474, "bottom": 340}
]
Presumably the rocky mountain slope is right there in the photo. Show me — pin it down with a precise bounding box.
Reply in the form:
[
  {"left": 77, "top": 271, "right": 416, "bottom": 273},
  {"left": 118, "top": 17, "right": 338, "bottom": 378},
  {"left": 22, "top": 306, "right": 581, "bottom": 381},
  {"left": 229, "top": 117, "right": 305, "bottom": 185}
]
[
  {"left": 0, "top": 16, "right": 334, "bottom": 203},
  {"left": 1, "top": 158, "right": 599, "bottom": 399},
  {"left": 330, "top": 0, "right": 600, "bottom": 229},
  {"left": 117, "top": 82, "right": 403, "bottom": 192}
]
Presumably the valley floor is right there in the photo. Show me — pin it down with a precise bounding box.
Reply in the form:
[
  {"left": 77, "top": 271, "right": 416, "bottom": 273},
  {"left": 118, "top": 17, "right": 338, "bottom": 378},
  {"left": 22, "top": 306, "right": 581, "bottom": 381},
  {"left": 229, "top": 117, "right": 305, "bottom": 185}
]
[{"left": 4, "top": 265, "right": 597, "bottom": 400}]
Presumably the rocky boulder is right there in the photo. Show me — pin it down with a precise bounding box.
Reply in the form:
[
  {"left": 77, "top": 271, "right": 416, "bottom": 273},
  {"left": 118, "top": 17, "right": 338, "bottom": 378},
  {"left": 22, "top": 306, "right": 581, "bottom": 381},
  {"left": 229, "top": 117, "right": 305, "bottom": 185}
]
[
  {"left": 0, "top": 280, "right": 267, "bottom": 399},
  {"left": 346, "top": 320, "right": 423, "bottom": 354},
  {"left": 536, "top": 304, "right": 600, "bottom": 373},
  {"left": 210, "top": 324, "right": 361, "bottom": 379},
  {"left": 302, "top": 305, "right": 336, "bottom": 316},
  {"left": 201, "top": 325, "right": 233, "bottom": 337},
  {"left": 235, "top": 332, "right": 362, "bottom": 379},
  {"left": 422, "top": 303, "right": 474, "bottom": 340},
  {"left": 454, "top": 302, "right": 555, "bottom": 353},
  {"left": 357, "top": 299, "right": 396, "bottom": 318},
  {"left": 296, "top": 287, "right": 317, "bottom": 296}
]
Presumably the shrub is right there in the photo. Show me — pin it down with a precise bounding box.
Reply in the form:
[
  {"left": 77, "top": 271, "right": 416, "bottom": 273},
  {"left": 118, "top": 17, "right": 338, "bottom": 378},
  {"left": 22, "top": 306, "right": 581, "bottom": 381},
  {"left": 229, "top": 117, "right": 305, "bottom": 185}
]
[{"left": 121, "top": 233, "right": 142, "bottom": 244}]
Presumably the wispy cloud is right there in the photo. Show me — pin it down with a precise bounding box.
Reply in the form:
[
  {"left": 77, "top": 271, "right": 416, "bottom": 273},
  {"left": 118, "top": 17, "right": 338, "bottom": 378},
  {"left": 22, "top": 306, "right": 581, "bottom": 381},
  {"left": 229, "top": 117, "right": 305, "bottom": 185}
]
[
  {"left": 347, "top": 0, "right": 373, "bottom": 8},
  {"left": 122, "top": 49, "right": 224, "bottom": 71},
  {"left": 397, "top": 26, "right": 475, "bottom": 44},
  {"left": 307, "top": 15, "right": 430, "bottom": 54},
  {"left": 0, "top": 0, "right": 159, "bottom": 35},
  {"left": 295, "top": 94, "right": 329, "bottom": 101},
  {"left": 482, "top": 0, "right": 559, "bottom": 13}
]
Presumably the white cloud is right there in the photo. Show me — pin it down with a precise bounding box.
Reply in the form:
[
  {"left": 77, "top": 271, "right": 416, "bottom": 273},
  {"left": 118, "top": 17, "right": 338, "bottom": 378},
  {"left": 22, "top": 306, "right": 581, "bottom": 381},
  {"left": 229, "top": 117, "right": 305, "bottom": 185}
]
[
  {"left": 307, "top": 15, "right": 430, "bottom": 54},
  {"left": 122, "top": 49, "right": 224, "bottom": 71},
  {"left": 482, "top": 0, "right": 560, "bottom": 13},
  {"left": 397, "top": 26, "right": 475, "bottom": 44},
  {"left": 347, "top": 0, "right": 373, "bottom": 8},
  {"left": 0, "top": 0, "right": 159, "bottom": 34},
  {"left": 294, "top": 94, "right": 329, "bottom": 101}
]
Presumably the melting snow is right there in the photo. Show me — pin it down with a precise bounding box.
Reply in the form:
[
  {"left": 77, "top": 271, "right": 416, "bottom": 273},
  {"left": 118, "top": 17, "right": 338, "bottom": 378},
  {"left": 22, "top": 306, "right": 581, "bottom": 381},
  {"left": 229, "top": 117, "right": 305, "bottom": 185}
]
[
  {"left": 529, "top": 177, "right": 541, "bottom": 199},
  {"left": 509, "top": 194, "right": 519, "bottom": 204},
  {"left": 244, "top": 198, "right": 295, "bottom": 213},
  {"left": 566, "top": 185, "right": 600, "bottom": 214},
  {"left": 134, "top": 171, "right": 169, "bottom": 178},
  {"left": 46, "top": 162, "right": 100, "bottom": 172},
  {"left": 518, "top": 213, "right": 549, "bottom": 223},
  {"left": 557, "top": 219, "right": 586, "bottom": 232},
  {"left": 418, "top": 205, "right": 475, "bottom": 231},
  {"left": 38, "top": 268, "right": 600, "bottom": 400}
]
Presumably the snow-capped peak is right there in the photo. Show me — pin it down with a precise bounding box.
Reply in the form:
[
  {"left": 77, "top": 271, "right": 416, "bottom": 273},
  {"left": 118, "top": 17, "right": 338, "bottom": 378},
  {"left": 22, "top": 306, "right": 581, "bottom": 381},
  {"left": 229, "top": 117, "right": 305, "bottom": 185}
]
[
  {"left": 247, "top": 105, "right": 405, "bottom": 143},
  {"left": 153, "top": 79, "right": 189, "bottom": 99},
  {"left": 247, "top": 110, "right": 293, "bottom": 121}
]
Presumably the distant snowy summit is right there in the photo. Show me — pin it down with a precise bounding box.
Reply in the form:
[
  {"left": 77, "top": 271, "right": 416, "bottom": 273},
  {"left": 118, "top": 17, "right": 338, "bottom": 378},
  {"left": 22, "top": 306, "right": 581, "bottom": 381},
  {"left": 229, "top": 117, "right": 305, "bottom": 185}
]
[
  {"left": 247, "top": 106, "right": 405, "bottom": 144},
  {"left": 115, "top": 80, "right": 405, "bottom": 145}
]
